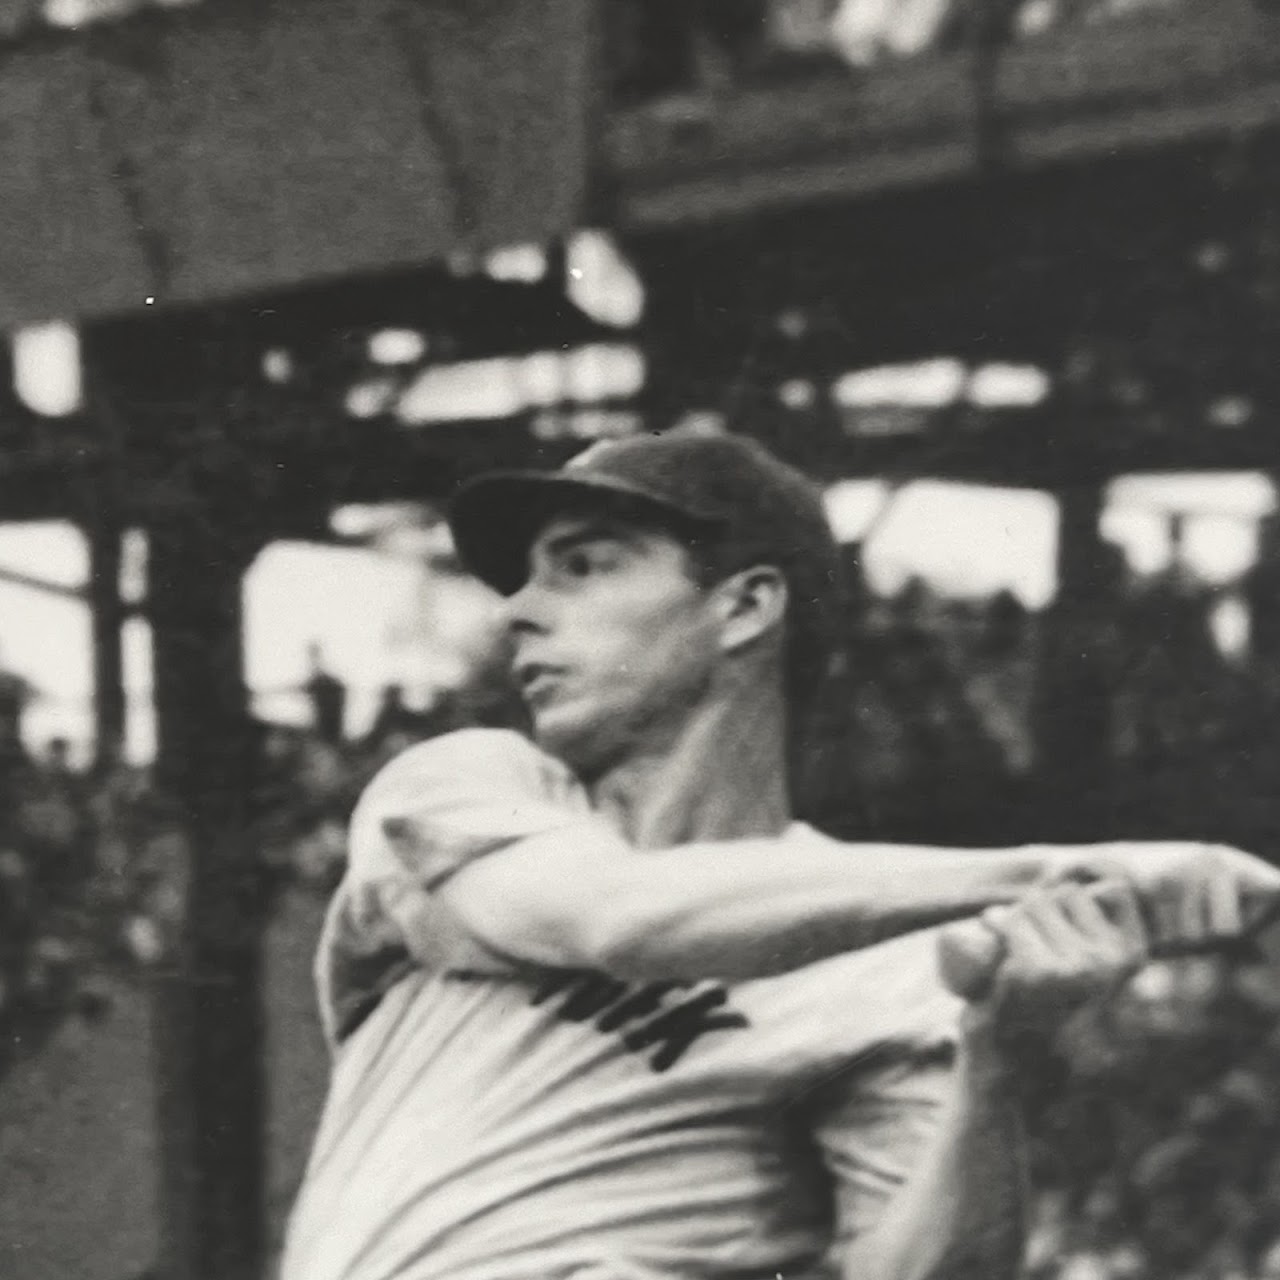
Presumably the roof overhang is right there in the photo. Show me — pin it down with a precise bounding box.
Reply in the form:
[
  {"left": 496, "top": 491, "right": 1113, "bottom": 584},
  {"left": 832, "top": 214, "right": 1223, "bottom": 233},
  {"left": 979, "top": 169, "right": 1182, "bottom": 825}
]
[{"left": 0, "top": 0, "right": 593, "bottom": 329}]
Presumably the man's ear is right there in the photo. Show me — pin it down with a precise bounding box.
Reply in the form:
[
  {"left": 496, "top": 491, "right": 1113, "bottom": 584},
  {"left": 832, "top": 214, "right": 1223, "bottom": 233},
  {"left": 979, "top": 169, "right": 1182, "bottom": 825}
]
[{"left": 715, "top": 565, "right": 789, "bottom": 655}]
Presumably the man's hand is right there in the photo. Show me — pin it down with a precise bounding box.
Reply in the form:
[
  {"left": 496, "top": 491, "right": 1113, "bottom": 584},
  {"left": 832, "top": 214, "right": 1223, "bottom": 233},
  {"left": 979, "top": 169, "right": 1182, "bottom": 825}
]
[
  {"left": 940, "top": 879, "right": 1150, "bottom": 1047},
  {"left": 865, "top": 882, "right": 1149, "bottom": 1280},
  {"left": 1040, "top": 842, "right": 1280, "bottom": 952}
]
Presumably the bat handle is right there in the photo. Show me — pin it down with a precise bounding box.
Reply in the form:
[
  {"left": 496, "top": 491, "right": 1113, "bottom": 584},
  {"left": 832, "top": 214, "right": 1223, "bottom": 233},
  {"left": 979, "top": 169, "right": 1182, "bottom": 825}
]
[{"left": 937, "top": 917, "right": 1007, "bottom": 1001}]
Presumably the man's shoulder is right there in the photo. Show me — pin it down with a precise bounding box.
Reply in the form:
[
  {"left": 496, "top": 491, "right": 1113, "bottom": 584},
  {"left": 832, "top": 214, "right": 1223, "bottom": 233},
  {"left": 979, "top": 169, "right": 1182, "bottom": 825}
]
[
  {"left": 375, "top": 727, "right": 541, "bottom": 774},
  {"left": 358, "top": 729, "right": 575, "bottom": 808}
]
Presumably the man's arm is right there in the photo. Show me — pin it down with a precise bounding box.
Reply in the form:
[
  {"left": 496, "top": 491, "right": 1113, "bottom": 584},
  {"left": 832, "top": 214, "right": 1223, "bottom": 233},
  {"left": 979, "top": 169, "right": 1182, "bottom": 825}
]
[
  {"left": 831, "top": 879, "right": 1148, "bottom": 1280},
  {"left": 361, "top": 729, "right": 1280, "bottom": 984},
  {"left": 814, "top": 1041, "right": 1028, "bottom": 1280},
  {"left": 436, "top": 832, "right": 1052, "bottom": 980},
  {"left": 434, "top": 832, "right": 1280, "bottom": 982},
  {"left": 353, "top": 729, "right": 1051, "bottom": 983}
]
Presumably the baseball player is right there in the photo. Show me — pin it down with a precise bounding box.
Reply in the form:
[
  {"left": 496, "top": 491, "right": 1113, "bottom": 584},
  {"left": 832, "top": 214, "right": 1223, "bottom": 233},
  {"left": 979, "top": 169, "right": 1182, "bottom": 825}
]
[{"left": 283, "top": 434, "right": 1280, "bottom": 1280}]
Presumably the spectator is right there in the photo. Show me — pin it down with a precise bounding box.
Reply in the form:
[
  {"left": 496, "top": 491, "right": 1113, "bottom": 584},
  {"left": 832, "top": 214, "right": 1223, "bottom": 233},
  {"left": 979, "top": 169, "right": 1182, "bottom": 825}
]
[
  {"left": 364, "top": 683, "right": 408, "bottom": 751},
  {"left": 0, "top": 642, "right": 34, "bottom": 765},
  {"left": 303, "top": 642, "right": 346, "bottom": 746},
  {"left": 44, "top": 736, "right": 73, "bottom": 777}
]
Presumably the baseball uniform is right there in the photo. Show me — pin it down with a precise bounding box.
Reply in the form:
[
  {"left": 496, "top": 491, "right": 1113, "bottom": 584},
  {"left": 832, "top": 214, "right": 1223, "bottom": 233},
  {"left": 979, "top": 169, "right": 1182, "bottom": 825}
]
[{"left": 282, "top": 731, "right": 961, "bottom": 1280}]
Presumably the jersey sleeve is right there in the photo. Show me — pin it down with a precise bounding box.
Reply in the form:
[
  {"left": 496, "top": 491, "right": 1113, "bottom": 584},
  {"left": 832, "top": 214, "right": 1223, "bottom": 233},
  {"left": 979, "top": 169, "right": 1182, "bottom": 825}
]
[{"left": 315, "top": 728, "right": 594, "bottom": 1050}]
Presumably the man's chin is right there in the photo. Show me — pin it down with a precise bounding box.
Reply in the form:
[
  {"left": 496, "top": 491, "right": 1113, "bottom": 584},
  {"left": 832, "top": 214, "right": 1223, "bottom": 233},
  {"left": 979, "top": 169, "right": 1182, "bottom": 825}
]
[
  {"left": 529, "top": 709, "right": 613, "bottom": 776},
  {"left": 529, "top": 712, "right": 587, "bottom": 760}
]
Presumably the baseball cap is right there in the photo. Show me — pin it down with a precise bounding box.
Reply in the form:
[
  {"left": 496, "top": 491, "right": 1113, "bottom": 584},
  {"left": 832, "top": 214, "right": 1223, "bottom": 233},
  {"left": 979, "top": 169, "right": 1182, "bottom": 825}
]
[{"left": 447, "top": 432, "right": 842, "bottom": 700}]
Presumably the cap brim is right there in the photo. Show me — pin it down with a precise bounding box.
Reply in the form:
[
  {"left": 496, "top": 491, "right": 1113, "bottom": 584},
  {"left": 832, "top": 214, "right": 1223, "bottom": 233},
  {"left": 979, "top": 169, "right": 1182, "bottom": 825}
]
[{"left": 448, "top": 470, "right": 718, "bottom": 595}]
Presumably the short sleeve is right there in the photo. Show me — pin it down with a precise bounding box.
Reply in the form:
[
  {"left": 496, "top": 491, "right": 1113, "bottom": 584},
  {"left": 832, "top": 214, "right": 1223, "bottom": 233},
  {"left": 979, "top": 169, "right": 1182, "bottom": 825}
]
[
  {"left": 811, "top": 1049, "right": 955, "bottom": 1255},
  {"left": 355, "top": 727, "right": 591, "bottom": 888},
  {"left": 315, "top": 729, "right": 594, "bottom": 1050}
]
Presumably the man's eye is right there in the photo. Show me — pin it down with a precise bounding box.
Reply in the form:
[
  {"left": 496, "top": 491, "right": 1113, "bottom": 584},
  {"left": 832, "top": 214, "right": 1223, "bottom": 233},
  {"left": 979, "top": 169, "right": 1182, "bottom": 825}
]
[
  {"left": 563, "top": 549, "right": 598, "bottom": 577},
  {"left": 557, "top": 545, "right": 620, "bottom": 579}
]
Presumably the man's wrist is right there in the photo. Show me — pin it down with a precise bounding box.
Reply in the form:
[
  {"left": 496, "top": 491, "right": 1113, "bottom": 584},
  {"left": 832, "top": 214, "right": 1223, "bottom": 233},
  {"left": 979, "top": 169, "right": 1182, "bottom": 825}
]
[
  {"left": 974, "top": 846, "right": 1060, "bottom": 904},
  {"left": 1021, "top": 843, "right": 1083, "bottom": 879},
  {"left": 1020, "top": 842, "right": 1129, "bottom": 888}
]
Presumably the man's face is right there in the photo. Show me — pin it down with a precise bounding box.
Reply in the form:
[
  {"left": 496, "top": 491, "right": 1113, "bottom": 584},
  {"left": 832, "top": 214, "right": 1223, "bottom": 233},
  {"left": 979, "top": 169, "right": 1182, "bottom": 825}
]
[{"left": 503, "top": 511, "right": 722, "bottom": 776}]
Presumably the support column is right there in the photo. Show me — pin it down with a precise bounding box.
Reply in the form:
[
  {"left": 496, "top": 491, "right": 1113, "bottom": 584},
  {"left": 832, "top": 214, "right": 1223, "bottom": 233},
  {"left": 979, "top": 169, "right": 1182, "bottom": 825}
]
[
  {"left": 146, "top": 496, "right": 266, "bottom": 1280},
  {"left": 1247, "top": 510, "right": 1280, "bottom": 668},
  {"left": 87, "top": 517, "right": 126, "bottom": 771},
  {"left": 1034, "top": 479, "right": 1116, "bottom": 840}
]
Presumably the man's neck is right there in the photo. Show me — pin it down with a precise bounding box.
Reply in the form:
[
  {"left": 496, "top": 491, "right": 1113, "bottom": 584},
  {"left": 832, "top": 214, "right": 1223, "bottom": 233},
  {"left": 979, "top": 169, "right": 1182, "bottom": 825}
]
[{"left": 588, "top": 689, "right": 791, "bottom": 849}]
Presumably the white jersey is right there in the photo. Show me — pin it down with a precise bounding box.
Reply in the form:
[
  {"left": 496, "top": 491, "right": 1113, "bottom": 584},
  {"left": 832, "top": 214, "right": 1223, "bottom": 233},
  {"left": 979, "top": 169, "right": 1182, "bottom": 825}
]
[{"left": 282, "top": 731, "right": 961, "bottom": 1280}]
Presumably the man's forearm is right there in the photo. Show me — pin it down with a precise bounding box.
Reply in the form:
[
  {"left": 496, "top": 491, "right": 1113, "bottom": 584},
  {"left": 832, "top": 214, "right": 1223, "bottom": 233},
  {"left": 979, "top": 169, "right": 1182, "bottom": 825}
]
[
  {"left": 840, "top": 1014, "right": 1029, "bottom": 1280},
  {"left": 441, "top": 834, "right": 1056, "bottom": 980},
  {"left": 591, "top": 843, "right": 1060, "bottom": 980}
]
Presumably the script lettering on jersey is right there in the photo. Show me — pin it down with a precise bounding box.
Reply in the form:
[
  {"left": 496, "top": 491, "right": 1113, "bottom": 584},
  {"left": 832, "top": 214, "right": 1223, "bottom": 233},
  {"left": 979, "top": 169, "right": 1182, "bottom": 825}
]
[{"left": 529, "top": 969, "right": 749, "bottom": 1072}]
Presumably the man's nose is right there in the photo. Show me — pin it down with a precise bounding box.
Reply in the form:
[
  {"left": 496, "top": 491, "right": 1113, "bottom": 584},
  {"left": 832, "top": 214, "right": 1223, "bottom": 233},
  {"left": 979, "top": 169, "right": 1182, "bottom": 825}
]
[{"left": 503, "top": 576, "right": 551, "bottom": 636}]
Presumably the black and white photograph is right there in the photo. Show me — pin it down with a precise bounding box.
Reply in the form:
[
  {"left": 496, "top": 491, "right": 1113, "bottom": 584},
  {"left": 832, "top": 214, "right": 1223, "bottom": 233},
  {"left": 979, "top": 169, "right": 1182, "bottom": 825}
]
[{"left": 1, "top": 3, "right": 1279, "bottom": 1279}]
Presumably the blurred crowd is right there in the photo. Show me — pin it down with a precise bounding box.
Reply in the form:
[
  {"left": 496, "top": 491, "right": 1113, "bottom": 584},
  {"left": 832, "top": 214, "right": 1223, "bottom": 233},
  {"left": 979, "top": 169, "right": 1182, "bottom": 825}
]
[
  {"left": 803, "top": 550, "right": 1280, "bottom": 860},
  {"left": 805, "top": 557, "right": 1280, "bottom": 1279},
  {"left": 605, "top": 0, "right": 1182, "bottom": 103},
  {"left": 1, "top": 558, "right": 1279, "bottom": 1277},
  {"left": 0, "top": 640, "right": 525, "bottom": 1074}
]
